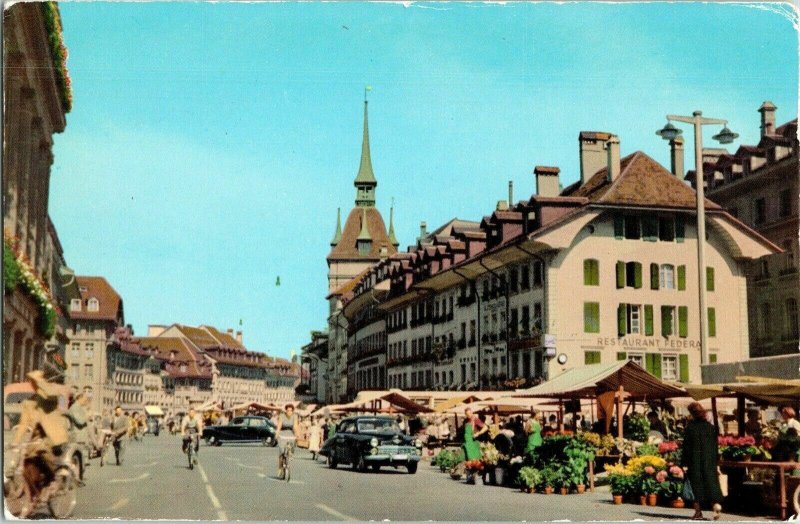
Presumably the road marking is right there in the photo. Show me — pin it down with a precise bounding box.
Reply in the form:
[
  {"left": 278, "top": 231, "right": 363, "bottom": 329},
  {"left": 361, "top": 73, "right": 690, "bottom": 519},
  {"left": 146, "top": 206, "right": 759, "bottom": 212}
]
[
  {"left": 315, "top": 503, "right": 357, "bottom": 521},
  {"left": 197, "top": 462, "right": 228, "bottom": 521},
  {"left": 107, "top": 497, "right": 129, "bottom": 511},
  {"left": 236, "top": 462, "right": 261, "bottom": 470},
  {"left": 109, "top": 473, "right": 150, "bottom": 483},
  {"left": 257, "top": 473, "right": 305, "bottom": 485},
  {"left": 133, "top": 461, "right": 158, "bottom": 468}
]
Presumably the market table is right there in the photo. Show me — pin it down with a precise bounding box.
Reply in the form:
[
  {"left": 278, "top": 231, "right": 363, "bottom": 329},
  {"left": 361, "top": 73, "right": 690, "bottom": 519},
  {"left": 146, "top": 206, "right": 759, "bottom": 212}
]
[{"left": 718, "top": 460, "right": 800, "bottom": 520}]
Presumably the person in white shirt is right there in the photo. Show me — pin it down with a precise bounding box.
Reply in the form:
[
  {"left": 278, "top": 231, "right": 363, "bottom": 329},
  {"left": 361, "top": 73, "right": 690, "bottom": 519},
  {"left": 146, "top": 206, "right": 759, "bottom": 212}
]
[{"left": 780, "top": 407, "right": 800, "bottom": 434}]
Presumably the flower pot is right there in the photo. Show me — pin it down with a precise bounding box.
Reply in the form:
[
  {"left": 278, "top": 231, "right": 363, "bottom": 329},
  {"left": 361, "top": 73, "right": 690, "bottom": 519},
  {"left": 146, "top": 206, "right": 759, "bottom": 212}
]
[
  {"left": 576, "top": 484, "right": 586, "bottom": 494},
  {"left": 544, "top": 486, "right": 554, "bottom": 495},
  {"left": 560, "top": 487, "right": 569, "bottom": 495},
  {"left": 639, "top": 495, "right": 647, "bottom": 506},
  {"left": 670, "top": 498, "right": 685, "bottom": 509},
  {"left": 612, "top": 494, "right": 623, "bottom": 505},
  {"left": 647, "top": 494, "right": 658, "bottom": 506},
  {"left": 527, "top": 487, "right": 534, "bottom": 494}
]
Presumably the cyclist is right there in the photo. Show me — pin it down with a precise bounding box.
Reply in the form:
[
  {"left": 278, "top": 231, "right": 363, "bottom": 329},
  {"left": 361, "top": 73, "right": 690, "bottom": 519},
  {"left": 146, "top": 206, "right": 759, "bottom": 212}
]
[
  {"left": 274, "top": 404, "right": 299, "bottom": 479},
  {"left": 181, "top": 407, "right": 204, "bottom": 465}
]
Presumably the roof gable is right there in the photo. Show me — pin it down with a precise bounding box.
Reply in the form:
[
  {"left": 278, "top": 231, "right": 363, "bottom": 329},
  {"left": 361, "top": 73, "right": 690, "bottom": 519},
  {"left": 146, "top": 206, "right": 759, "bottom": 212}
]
[{"left": 71, "top": 276, "right": 123, "bottom": 322}]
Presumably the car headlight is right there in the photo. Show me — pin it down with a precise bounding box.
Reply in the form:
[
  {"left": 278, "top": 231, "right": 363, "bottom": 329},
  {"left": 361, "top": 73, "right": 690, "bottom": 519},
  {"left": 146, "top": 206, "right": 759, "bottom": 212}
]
[
  {"left": 370, "top": 437, "right": 379, "bottom": 447},
  {"left": 370, "top": 447, "right": 378, "bottom": 455},
  {"left": 414, "top": 439, "right": 423, "bottom": 448}
]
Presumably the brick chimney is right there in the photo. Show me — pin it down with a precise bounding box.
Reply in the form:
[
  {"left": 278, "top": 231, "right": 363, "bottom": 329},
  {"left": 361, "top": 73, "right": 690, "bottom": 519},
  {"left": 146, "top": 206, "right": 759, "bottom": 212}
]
[
  {"left": 670, "top": 136, "right": 684, "bottom": 178},
  {"left": 579, "top": 131, "right": 612, "bottom": 185},
  {"left": 759, "top": 101, "right": 777, "bottom": 137},
  {"left": 606, "top": 135, "right": 621, "bottom": 182},
  {"left": 236, "top": 331, "right": 242, "bottom": 344},
  {"left": 534, "top": 166, "right": 560, "bottom": 197}
]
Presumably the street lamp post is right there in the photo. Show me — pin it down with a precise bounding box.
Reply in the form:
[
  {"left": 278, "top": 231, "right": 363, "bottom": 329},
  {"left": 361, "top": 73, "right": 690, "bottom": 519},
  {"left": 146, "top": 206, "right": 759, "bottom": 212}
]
[{"left": 657, "top": 111, "right": 738, "bottom": 366}]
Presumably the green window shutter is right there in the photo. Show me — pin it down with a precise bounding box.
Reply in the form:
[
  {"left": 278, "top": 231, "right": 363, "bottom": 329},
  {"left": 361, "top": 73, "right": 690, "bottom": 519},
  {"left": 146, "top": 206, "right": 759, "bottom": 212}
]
[
  {"left": 616, "top": 352, "right": 627, "bottom": 361},
  {"left": 679, "top": 354, "right": 689, "bottom": 382},
  {"left": 634, "top": 262, "right": 643, "bottom": 289},
  {"left": 614, "top": 215, "right": 624, "bottom": 240},
  {"left": 644, "top": 305, "right": 654, "bottom": 336},
  {"left": 584, "top": 302, "right": 600, "bottom": 333},
  {"left": 585, "top": 351, "right": 600, "bottom": 365},
  {"left": 616, "top": 261, "right": 625, "bottom": 289},
  {"left": 650, "top": 263, "right": 659, "bottom": 290},
  {"left": 652, "top": 354, "right": 662, "bottom": 378},
  {"left": 661, "top": 306, "right": 673, "bottom": 337},
  {"left": 617, "top": 303, "right": 627, "bottom": 337},
  {"left": 592, "top": 260, "right": 599, "bottom": 286},
  {"left": 677, "top": 265, "right": 686, "bottom": 291},
  {"left": 675, "top": 216, "right": 685, "bottom": 243},
  {"left": 678, "top": 306, "right": 688, "bottom": 338},
  {"left": 709, "top": 354, "right": 717, "bottom": 364},
  {"left": 708, "top": 307, "right": 716, "bottom": 337},
  {"left": 643, "top": 216, "right": 658, "bottom": 242},
  {"left": 584, "top": 260, "right": 591, "bottom": 286},
  {"left": 706, "top": 267, "right": 715, "bottom": 292},
  {"left": 645, "top": 353, "right": 655, "bottom": 375}
]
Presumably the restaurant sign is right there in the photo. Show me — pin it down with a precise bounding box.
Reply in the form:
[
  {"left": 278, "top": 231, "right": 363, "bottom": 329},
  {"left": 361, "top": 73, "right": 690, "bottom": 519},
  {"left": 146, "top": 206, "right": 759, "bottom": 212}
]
[{"left": 596, "top": 336, "right": 700, "bottom": 350}]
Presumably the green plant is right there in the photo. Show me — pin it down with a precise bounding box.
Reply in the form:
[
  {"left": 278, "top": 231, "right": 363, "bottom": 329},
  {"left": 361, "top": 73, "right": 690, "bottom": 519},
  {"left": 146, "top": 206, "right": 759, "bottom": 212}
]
[
  {"left": 624, "top": 413, "right": 650, "bottom": 442},
  {"left": 3, "top": 236, "right": 57, "bottom": 338},
  {"left": 538, "top": 465, "right": 560, "bottom": 490},
  {"left": 564, "top": 438, "right": 594, "bottom": 487},
  {"left": 40, "top": 2, "right": 72, "bottom": 112},
  {"left": 636, "top": 443, "right": 659, "bottom": 457},
  {"left": 518, "top": 466, "right": 541, "bottom": 488},
  {"left": 609, "top": 472, "right": 635, "bottom": 497},
  {"left": 480, "top": 442, "right": 501, "bottom": 466},
  {"left": 3, "top": 243, "right": 21, "bottom": 292}
]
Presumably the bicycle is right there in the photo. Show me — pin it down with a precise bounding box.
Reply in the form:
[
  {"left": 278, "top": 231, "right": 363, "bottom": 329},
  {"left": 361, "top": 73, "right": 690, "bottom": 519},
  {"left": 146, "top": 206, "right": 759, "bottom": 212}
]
[
  {"left": 184, "top": 433, "right": 199, "bottom": 470},
  {"left": 278, "top": 435, "right": 296, "bottom": 482}
]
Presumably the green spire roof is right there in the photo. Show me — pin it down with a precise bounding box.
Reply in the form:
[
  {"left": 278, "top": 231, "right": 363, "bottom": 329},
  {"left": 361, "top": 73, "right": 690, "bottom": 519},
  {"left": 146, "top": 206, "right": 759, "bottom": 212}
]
[
  {"left": 357, "top": 207, "right": 371, "bottom": 241},
  {"left": 330, "top": 207, "right": 342, "bottom": 246},
  {"left": 388, "top": 204, "right": 399, "bottom": 247},
  {"left": 354, "top": 100, "right": 377, "bottom": 186}
]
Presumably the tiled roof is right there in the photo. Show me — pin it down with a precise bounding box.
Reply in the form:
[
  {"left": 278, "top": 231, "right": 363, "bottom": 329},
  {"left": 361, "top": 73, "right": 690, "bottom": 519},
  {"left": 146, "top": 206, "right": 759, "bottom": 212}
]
[
  {"left": 564, "top": 151, "right": 721, "bottom": 210},
  {"left": 328, "top": 267, "right": 373, "bottom": 298},
  {"left": 173, "top": 325, "right": 220, "bottom": 350},
  {"left": 200, "top": 325, "right": 245, "bottom": 350},
  {"left": 136, "top": 336, "right": 212, "bottom": 379},
  {"left": 327, "top": 207, "right": 397, "bottom": 261},
  {"left": 70, "top": 276, "right": 123, "bottom": 322}
]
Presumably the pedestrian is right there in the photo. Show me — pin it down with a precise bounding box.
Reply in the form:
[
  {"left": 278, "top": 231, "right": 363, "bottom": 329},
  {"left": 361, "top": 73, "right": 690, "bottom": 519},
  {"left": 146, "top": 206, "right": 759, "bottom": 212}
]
[
  {"left": 111, "top": 405, "right": 129, "bottom": 466},
  {"left": 462, "top": 407, "right": 488, "bottom": 484},
  {"left": 524, "top": 411, "right": 543, "bottom": 456},
  {"left": 308, "top": 417, "right": 323, "bottom": 460},
  {"left": 780, "top": 407, "right": 800, "bottom": 434},
  {"left": 327, "top": 417, "right": 337, "bottom": 440},
  {"left": 681, "top": 402, "right": 723, "bottom": 520},
  {"left": 743, "top": 409, "right": 763, "bottom": 440},
  {"left": 66, "top": 393, "right": 90, "bottom": 450}
]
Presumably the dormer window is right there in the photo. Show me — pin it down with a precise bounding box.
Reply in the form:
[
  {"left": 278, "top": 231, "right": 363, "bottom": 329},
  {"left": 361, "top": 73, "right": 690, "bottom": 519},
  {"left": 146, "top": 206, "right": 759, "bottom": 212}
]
[
  {"left": 87, "top": 297, "right": 99, "bottom": 312},
  {"left": 180, "top": 364, "right": 187, "bottom": 373},
  {"left": 70, "top": 299, "right": 82, "bottom": 312}
]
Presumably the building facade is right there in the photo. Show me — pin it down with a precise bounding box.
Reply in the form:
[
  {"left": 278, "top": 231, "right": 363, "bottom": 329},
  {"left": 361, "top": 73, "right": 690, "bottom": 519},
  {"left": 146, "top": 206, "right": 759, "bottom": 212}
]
[
  {"left": 337, "top": 130, "right": 779, "bottom": 393},
  {"left": 300, "top": 331, "right": 329, "bottom": 403},
  {"left": 691, "top": 103, "right": 798, "bottom": 358},
  {"left": 3, "top": 2, "right": 74, "bottom": 385}
]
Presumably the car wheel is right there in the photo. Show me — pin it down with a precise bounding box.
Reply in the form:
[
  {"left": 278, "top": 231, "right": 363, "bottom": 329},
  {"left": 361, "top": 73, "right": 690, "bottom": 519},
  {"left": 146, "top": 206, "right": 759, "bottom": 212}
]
[
  {"left": 407, "top": 462, "right": 418, "bottom": 474},
  {"left": 370, "top": 463, "right": 381, "bottom": 472},
  {"left": 270, "top": 435, "right": 278, "bottom": 447},
  {"left": 261, "top": 437, "right": 271, "bottom": 447},
  {"left": 207, "top": 435, "right": 217, "bottom": 446},
  {"left": 327, "top": 455, "right": 337, "bottom": 469}
]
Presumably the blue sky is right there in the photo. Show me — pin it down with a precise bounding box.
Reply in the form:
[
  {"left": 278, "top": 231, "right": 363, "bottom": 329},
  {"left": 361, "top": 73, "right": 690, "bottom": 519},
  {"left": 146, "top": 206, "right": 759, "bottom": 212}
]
[{"left": 50, "top": 2, "right": 797, "bottom": 358}]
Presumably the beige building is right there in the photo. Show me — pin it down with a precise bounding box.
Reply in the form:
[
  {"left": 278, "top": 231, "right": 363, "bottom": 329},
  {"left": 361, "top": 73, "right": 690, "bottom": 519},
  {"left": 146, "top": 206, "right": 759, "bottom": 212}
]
[
  {"left": 691, "top": 103, "right": 798, "bottom": 358},
  {"left": 339, "top": 130, "right": 779, "bottom": 392},
  {"left": 3, "top": 2, "right": 74, "bottom": 385},
  {"left": 65, "top": 277, "right": 124, "bottom": 412}
]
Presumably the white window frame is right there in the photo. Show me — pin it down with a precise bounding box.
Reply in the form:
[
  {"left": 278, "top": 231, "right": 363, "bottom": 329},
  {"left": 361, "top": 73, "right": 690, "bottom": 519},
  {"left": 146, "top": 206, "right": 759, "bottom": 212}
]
[
  {"left": 627, "top": 304, "right": 642, "bottom": 334},
  {"left": 627, "top": 353, "right": 644, "bottom": 368},
  {"left": 660, "top": 264, "right": 675, "bottom": 289},
  {"left": 87, "top": 297, "right": 99, "bottom": 312},
  {"left": 663, "top": 306, "right": 677, "bottom": 337},
  {"left": 70, "top": 299, "right": 82, "bottom": 312},
  {"left": 661, "top": 355, "right": 678, "bottom": 381}
]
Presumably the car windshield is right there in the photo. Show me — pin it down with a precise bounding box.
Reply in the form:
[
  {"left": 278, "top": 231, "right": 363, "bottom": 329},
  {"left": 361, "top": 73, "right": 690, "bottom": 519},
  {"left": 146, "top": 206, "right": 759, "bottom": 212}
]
[{"left": 356, "top": 419, "right": 401, "bottom": 433}]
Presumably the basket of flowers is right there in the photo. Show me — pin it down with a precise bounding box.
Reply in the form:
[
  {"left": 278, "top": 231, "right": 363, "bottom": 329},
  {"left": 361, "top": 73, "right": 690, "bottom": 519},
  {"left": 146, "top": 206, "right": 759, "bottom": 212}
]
[{"left": 718, "top": 435, "right": 759, "bottom": 461}]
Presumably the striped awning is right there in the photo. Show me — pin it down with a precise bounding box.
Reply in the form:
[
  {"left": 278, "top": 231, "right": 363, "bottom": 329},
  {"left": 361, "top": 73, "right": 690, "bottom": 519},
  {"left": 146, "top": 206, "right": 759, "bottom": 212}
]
[{"left": 512, "top": 360, "right": 686, "bottom": 400}]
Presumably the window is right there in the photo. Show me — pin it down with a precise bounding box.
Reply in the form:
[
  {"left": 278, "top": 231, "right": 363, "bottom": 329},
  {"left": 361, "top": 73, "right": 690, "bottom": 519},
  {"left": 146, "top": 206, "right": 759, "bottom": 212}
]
[
  {"left": 521, "top": 264, "right": 530, "bottom": 290},
  {"left": 706, "top": 267, "right": 715, "bottom": 292},
  {"left": 707, "top": 308, "right": 716, "bottom": 337},
  {"left": 470, "top": 362, "right": 476, "bottom": 382},
  {"left": 780, "top": 189, "right": 792, "bottom": 218},
  {"left": 783, "top": 239, "right": 795, "bottom": 269},
  {"left": 660, "top": 264, "right": 675, "bottom": 289},
  {"left": 583, "top": 259, "right": 599, "bottom": 286},
  {"left": 71, "top": 343, "right": 80, "bottom": 359},
  {"left": 584, "top": 351, "right": 601, "bottom": 365},
  {"left": 627, "top": 353, "right": 644, "bottom": 368},
  {"left": 754, "top": 198, "right": 766, "bottom": 225},
  {"left": 85, "top": 343, "right": 94, "bottom": 359},
  {"left": 584, "top": 302, "right": 600, "bottom": 333},
  {"left": 85, "top": 364, "right": 93, "bottom": 380},
  {"left": 70, "top": 299, "right": 82, "bottom": 312},
  {"left": 619, "top": 304, "right": 642, "bottom": 335},
  {"left": 661, "top": 355, "right": 678, "bottom": 381},
  {"left": 642, "top": 216, "right": 659, "bottom": 242},
  {"left": 617, "top": 261, "right": 642, "bottom": 289},
  {"left": 661, "top": 306, "right": 677, "bottom": 337},
  {"left": 786, "top": 299, "right": 799, "bottom": 340},
  {"left": 624, "top": 216, "right": 641, "bottom": 239},
  {"left": 532, "top": 261, "right": 543, "bottom": 287},
  {"left": 87, "top": 298, "right": 99, "bottom": 312},
  {"left": 71, "top": 364, "right": 80, "bottom": 382},
  {"left": 449, "top": 371, "right": 454, "bottom": 384},
  {"left": 509, "top": 268, "right": 518, "bottom": 293},
  {"left": 460, "top": 364, "right": 466, "bottom": 383},
  {"left": 659, "top": 217, "right": 675, "bottom": 241}
]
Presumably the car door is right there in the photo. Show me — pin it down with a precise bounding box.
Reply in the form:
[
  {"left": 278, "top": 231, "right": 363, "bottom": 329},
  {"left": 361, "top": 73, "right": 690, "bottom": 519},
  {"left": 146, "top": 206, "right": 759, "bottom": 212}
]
[
  {"left": 225, "top": 417, "right": 247, "bottom": 441},
  {"left": 335, "top": 421, "right": 355, "bottom": 464}
]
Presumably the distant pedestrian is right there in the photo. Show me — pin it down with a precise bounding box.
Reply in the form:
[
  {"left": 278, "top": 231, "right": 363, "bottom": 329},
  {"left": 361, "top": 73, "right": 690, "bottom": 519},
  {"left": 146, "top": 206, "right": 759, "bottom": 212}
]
[
  {"left": 780, "top": 407, "right": 800, "bottom": 434},
  {"left": 681, "top": 402, "right": 723, "bottom": 520},
  {"left": 308, "top": 417, "right": 323, "bottom": 460},
  {"left": 462, "top": 407, "right": 488, "bottom": 484},
  {"left": 524, "top": 412, "right": 543, "bottom": 455},
  {"left": 111, "top": 406, "right": 129, "bottom": 466}
]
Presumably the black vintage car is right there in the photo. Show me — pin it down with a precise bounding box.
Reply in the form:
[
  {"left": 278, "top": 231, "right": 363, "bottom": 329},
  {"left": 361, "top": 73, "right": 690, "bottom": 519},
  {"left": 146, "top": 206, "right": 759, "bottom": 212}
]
[
  {"left": 319, "top": 416, "right": 422, "bottom": 473},
  {"left": 203, "top": 416, "right": 277, "bottom": 446}
]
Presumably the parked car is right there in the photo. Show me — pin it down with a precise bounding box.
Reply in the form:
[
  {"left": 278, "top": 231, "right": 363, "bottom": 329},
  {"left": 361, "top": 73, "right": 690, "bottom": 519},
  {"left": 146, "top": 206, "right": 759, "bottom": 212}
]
[
  {"left": 319, "top": 416, "right": 422, "bottom": 473},
  {"left": 202, "top": 415, "right": 276, "bottom": 446}
]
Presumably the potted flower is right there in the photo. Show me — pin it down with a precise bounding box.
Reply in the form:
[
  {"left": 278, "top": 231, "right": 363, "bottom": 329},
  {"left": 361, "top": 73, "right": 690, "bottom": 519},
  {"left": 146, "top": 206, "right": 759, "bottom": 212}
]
[
  {"left": 657, "top": 465, "right": 686, "bottom": 508},
  {"left": 718, "top": 435, "right": 759, "bottom": 461},
  {"left": 539, "top": 466, "right": 558, "bottom": 495},
  {"left": 480, "top": 442, "right": 502, "bottom": 485},
  {"left": 640, "top": 466, "right": 660, "bottom": 506},
  {"left": 565, "top": 438, "right": 595, "bottom": 494},
  {"left": 607, "top": 470, "right": 634, "bottom": 505},
  {"left": 517, "top": 466, "right": 540, "bottom": 493}
]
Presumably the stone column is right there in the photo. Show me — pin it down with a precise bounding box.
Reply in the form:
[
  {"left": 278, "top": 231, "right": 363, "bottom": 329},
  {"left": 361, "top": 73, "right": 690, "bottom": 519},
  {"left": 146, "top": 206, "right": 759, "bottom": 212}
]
[
  {"left": 15, "top": 90, "right": 36, "bottom": 253},
  {"left": 26, "top": 119, "right": 44, "bottom": 267}
]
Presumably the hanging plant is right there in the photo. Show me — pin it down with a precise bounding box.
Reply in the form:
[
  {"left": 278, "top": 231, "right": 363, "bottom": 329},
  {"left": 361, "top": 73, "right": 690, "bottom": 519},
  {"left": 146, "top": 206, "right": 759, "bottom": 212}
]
[
  {"left": 3, "top": 234, "right": 59, "bottom": 338},
  {"left": 39, "top": 1, "right": 72, "bottom": 112}
]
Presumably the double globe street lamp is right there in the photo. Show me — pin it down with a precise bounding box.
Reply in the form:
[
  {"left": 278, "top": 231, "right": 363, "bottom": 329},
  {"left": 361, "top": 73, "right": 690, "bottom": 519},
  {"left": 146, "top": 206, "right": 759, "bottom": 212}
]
[{"left": 656, "top": 112, "right": 739, "bottom": 367}]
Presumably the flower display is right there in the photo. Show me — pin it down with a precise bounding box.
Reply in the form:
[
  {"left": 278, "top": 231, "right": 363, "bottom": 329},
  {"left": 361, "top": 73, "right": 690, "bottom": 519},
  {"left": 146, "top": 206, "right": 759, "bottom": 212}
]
[
  {"left": 3, "top": 234, "right": 59, "bottom": 338},
  {"left": 658, "top": 441, "right": 678, "bottom": 454},
  {"left": 718, "top": 434, "right": 759, "bottom": 460},
  {"left": 464, "top": 459, "right": 484, "bottom": 472}
]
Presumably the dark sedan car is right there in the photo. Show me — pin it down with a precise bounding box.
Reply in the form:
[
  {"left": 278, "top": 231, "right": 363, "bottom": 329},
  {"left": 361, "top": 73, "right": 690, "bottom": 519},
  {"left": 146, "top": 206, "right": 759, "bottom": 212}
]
[
  {"left": 319, "top": 416, "right": 422, "bottom": 473},
  {"left": 203, "top": 415, "right": 277, "bottom": 446}
]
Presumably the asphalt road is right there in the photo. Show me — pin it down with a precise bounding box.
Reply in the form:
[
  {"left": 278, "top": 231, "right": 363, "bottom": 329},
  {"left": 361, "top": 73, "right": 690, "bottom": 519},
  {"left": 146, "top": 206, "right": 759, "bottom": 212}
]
[{"left": 65, "top": 435, "right": 773, "bottom": 521}]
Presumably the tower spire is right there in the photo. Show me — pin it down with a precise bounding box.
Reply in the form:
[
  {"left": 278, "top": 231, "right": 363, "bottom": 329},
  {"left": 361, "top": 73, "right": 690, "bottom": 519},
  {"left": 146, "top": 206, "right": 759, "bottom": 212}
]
[
  {"left": 354, "top": 94, "right": 377, "bottom": 207},
  {"left": 330, "top": 207, "right": 342, "bottom": 246},
  {"left": 357, "top": 207, "right": 371, "bottom": 241},
  {"left": 388, "top": 198, "right": 399, "bottom": 248}
]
